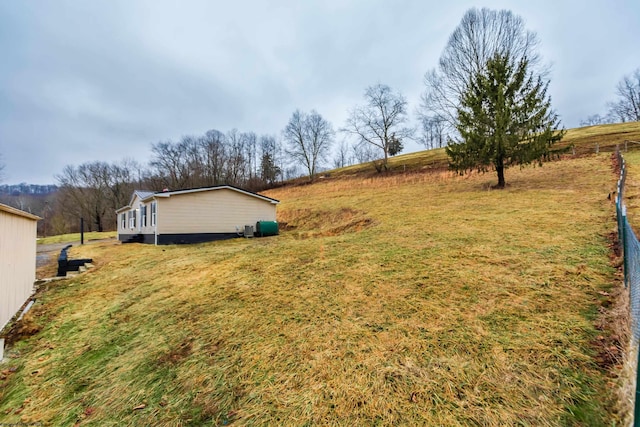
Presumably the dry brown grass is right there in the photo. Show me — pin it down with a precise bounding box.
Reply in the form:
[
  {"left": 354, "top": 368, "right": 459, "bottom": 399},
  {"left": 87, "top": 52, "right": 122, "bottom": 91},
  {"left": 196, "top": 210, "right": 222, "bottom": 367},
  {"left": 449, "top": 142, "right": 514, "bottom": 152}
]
[
  {"left": 0, "top": 150, "right": 630, "bottom": 425},
  {"left": 316, "top": 121, "right": 640, "bottom": 179}
]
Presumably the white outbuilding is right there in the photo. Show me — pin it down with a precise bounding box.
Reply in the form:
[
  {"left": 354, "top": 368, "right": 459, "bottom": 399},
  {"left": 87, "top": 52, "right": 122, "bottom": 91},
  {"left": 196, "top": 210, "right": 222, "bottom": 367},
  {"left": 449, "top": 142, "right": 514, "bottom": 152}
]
[{"left": 0, "top": 203, "right": 40, "bottom": 331}]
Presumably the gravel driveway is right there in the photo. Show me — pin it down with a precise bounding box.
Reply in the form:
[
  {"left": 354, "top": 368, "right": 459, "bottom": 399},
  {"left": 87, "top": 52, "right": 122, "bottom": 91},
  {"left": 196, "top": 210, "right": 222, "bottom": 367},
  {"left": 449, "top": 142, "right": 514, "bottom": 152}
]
[
  {"left": 36, "top": 243, "right": 69, "bottom": 268},
  {"left": 36, "top": 238, "right": 116, "bottom": 269}
]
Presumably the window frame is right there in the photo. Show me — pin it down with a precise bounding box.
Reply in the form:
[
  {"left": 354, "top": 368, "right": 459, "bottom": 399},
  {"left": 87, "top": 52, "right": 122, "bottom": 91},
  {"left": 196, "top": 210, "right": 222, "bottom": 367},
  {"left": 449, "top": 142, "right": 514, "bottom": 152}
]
[
  {"left": 151, "top": 202, "right": 157, "bottom": 227},
  {"left": 140, "top": 204, "right": 147, "bottom": 228}
]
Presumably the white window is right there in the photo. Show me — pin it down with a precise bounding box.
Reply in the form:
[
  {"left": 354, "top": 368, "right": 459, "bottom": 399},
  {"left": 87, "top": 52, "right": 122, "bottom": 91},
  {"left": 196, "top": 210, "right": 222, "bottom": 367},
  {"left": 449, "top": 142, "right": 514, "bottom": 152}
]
[
  {"left": 140, "top": 204, "right": 147, "bottom": 228},
  {"left": 120, "top": 213, "right": 126, "bottom": 229},
  {"left": 151, "top": 202, "right": 157, "bottom": 227},
  {"left": 129, "top": 210, "right": 136, "bottom": 229}
]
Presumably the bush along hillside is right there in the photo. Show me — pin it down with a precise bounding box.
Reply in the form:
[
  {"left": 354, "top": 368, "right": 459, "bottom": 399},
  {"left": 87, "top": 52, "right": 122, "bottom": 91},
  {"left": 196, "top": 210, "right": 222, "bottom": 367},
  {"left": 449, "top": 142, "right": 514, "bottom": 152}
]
[{"left": 0, "top": 124, "right": 636, "bottom": 425}]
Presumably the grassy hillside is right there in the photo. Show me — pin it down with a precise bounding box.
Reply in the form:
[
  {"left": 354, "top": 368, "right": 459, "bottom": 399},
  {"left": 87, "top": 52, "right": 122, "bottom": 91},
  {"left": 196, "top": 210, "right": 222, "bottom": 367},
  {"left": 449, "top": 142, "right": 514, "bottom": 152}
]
[
  {"left": 1, "top": 124, "right": 636, "bottom": 425},
  {"left": 327, "top": 121, "right": 640, "bottom": 178}
]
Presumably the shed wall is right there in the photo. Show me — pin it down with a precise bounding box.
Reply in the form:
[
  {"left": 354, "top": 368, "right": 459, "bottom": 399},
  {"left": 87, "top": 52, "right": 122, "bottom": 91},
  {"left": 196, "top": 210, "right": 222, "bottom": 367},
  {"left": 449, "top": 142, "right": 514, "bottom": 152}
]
[
  {"left": 157, "top": 189, "right": 276, "bottom": 234},
  {"left": 0, "top": 210, "right": 37, "bottom": 330}
]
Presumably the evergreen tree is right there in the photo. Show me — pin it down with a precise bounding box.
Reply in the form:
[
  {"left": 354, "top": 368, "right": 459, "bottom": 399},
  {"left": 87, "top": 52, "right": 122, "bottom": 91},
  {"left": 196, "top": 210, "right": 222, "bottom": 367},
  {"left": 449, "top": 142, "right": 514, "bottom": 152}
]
[
  {"left": 260, "top": 152, "right": 281, "bottom": 185},
  {"left": 446, "top": 53, "right": 565, "bottom": 188},
  {"left": 388, "top": 133, "right": 404, "bottom": 156}
]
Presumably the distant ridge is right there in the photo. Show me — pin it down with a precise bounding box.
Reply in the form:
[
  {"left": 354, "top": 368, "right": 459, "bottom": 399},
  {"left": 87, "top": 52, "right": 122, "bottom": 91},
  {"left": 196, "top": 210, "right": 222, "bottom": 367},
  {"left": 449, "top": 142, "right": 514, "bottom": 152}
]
[{"left": 0, "top": 183, "right": 58, "bottom": 196}]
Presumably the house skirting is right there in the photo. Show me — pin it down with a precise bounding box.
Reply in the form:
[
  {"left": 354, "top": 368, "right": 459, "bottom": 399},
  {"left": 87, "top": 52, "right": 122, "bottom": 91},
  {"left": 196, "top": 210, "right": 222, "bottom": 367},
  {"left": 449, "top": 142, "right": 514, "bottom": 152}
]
[
  {"left": 119, "top": 232, "right": 240, "bottom": 245},
  {"left": 118, "top": 233, "right": 155, "bottom": 244},
  {"left": 157, "top": 233, "right": 239, "bottom": 245}
]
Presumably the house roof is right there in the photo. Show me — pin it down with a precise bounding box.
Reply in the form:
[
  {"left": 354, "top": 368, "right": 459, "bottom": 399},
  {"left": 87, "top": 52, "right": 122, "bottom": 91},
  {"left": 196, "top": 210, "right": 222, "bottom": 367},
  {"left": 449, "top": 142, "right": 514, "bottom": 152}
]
[
  {"left": 0, "top": 202, "right": 41, "bottom": 221},
  {"left": 116, "top": 185, "right": 279, "bottom": 212},
  {"left": 144, "top": 185, "right": 280, "bottom": 204},
  {"left": 135, "top": 190, "right": 155, "bottom": 200},
  {"left": 128, "top": 190, "right": 154, "bottom": 206},
  {"left": 116, "top": 190, "right": 155, "bottom": 213}
]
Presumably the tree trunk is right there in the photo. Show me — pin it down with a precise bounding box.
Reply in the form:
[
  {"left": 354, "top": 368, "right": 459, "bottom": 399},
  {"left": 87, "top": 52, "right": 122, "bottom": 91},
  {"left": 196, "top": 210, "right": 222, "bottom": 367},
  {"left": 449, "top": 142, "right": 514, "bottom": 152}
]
[
  {"left": 382, "top": 149, "right": 389, "bottom": 172},
  {"left": 496, "top": 165, "right": 505, "bottom": 188},
  {"left": 95, "top": 212, "right": 103, "bottom": 232}
]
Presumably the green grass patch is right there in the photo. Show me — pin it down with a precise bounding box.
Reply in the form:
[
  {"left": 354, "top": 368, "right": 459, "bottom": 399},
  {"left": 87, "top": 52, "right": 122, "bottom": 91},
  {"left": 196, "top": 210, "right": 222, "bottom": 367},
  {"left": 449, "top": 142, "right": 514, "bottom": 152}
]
[{"left": 37, "top": 231, "right": 117, "bottom": 245}]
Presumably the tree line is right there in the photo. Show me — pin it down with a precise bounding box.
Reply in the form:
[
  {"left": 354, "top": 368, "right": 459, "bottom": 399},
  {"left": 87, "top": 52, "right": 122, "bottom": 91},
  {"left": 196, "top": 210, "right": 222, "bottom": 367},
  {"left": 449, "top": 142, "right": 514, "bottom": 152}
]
[
  {"left": 52, "top": 130, "right": 289, "bottom": 234},
  {"left": 46, "top": 80, "right": 417, "bottom": 234}
]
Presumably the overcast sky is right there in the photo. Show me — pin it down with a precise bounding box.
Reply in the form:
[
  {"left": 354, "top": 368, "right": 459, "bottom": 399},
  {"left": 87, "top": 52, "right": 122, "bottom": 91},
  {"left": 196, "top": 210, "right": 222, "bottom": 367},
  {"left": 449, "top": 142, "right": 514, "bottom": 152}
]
[{"left": 1, "top": 1, "right": 638, "bottom": 184}]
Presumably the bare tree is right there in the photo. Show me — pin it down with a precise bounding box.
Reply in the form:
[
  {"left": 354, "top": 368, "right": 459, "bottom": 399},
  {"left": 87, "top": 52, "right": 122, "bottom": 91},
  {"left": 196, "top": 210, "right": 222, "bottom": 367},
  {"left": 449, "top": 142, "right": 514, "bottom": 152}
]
[
  {"left": 225, "top": 129, "right": 251, "bottom": 186},
  {"left": 56, "top": 160, "right": 140, "bottom": 232},
  {"left": 283, "top": 109, "right": 334, "bottom": 181},
  {"left": 579, "top": 114, "right": 612, "bottom": 127},
  {"left": 200, "top": 129, "right": 227, "bottom": 186},
  {"left": 332, "top": 139, "right": 352, "bottom": 169},
  {"left": 352, "top": 142, "right": 377, "bottom": 164},
  {"left": 420, "top": 8, "right": 543, "bottom": 141},
  {"left": 420, "top": 116, "right": 447, "bottom": 149},
  {"left": 344, "top": 84, "right": 413, "bottom": 171},
  {"left": 108, "top": 158, "right": 143, "bottom": 209},
  {"left": 608, "top": 69, "right": 640, "bottom": 122},
  {"left": 148, "top": 128, "right": 276, "bottom": 190},
  {"left": 150, "top": 140, "right": 191, "bottom": 190}
]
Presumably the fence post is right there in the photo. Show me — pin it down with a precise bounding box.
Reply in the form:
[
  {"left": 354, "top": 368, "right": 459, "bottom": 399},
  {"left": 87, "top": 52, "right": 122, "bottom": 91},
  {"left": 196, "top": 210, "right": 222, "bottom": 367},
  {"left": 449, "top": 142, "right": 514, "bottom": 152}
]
[
  {"left": 624, "top": 205, "right": 629, "bottom": 287},
  {"left": 617, "top": 195, "right": 625, "bottom": 287},
  {"left": 636, "top": 339, "right": 640, "bottom": 427}
]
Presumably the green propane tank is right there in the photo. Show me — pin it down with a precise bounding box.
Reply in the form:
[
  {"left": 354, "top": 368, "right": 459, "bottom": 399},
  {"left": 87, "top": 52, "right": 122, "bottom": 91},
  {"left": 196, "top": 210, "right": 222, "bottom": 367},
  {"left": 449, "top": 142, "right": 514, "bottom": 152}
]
[{"left": 256, "top": 221, "right": 279, "bottom": 237}]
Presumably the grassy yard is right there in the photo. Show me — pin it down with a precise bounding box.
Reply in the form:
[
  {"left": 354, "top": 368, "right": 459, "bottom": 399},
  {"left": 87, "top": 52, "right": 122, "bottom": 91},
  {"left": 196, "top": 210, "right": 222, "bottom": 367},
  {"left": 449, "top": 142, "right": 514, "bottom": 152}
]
[
  {"left": 0, "top": 149, "right": 628, "bottom": 425},
  {"left": 37, "top": 231, "right": 117, "bottom": 245}
]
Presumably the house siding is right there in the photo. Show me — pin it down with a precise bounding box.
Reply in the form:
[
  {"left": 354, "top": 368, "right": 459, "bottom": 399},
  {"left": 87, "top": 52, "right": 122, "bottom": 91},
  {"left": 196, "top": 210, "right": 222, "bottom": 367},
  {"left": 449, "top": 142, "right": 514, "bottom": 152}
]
[
  {"left": 157, "top": 189, "right": 276, "bottom": 235},
  {"left": 0, "top": 206, "right": 38, "bottom": 330},
  {"left": 117, "top": 187, "right": 277, "bottom": 245},
  {"left": 117, "top": 194, "right": 157, "bottom": 241}
]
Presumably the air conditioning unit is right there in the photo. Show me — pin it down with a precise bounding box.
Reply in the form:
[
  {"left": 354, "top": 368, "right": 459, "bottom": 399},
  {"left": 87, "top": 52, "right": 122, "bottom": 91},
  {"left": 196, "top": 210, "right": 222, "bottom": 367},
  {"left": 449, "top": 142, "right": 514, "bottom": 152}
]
[{"left": 244, "top": 225, "right": 254, "bottom": 238}]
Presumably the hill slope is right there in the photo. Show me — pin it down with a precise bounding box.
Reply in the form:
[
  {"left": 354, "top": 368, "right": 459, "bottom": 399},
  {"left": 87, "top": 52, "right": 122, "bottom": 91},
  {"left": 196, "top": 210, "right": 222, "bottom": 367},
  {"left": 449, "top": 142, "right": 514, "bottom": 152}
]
[
  {"left": 0, "top": 127, "right": 634, "bottom": 425},
  {"left": 327, "top": 121, "right": 640, "bottom": 178}
]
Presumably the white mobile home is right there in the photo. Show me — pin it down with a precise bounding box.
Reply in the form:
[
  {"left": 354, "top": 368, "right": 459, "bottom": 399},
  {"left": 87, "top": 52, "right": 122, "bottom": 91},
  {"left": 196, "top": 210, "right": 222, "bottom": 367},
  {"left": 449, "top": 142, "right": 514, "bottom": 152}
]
[
  {"left": 0, "top": 203, "right": 40, "bottom": 331},
  {"left": 116, "top": 186, "right": 279, "bottom": 245}
]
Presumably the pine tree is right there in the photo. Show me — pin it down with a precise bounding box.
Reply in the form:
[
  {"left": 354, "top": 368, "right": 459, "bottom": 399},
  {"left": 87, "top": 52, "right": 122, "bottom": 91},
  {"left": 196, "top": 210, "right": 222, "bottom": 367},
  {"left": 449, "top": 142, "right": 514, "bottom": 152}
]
[{"left": 446, "top": 53, "right": 565, "bottom": 188}]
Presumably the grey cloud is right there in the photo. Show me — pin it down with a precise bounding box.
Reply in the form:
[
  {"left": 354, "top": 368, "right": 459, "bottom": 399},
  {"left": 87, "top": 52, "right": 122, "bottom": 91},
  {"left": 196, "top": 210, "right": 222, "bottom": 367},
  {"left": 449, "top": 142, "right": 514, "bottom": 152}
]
[{"left": 1, "top": 0, "right": 639, "bottom": 183}]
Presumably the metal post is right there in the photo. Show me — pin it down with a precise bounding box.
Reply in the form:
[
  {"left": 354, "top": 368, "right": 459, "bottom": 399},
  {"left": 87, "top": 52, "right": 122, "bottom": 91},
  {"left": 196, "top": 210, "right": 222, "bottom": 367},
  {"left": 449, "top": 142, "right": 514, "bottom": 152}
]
[
  {"left": 80, "top": 217, "right": 84, "bottom": 245},
  {"left": 624, "top": 206, "right": 629, "bottom": 287},
  {"left": 635, "top": 344, "right": 640, "bottom": 427}
]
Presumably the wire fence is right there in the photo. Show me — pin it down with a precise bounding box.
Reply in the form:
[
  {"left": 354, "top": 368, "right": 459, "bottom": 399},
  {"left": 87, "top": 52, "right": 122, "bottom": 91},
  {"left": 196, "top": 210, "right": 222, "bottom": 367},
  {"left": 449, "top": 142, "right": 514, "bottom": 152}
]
[{"left": 615, "top": 149, "right": 640, "bottom": 425}]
